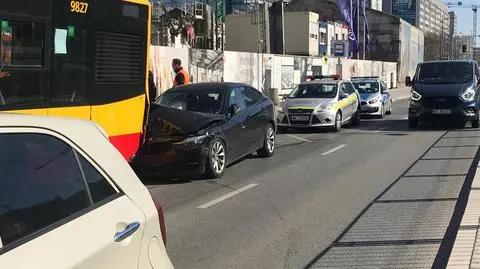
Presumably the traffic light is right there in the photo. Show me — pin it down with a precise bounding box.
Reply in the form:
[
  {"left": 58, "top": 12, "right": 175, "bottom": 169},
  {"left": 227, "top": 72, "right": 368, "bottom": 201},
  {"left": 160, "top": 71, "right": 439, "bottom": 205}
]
[{"left": 462, "top": 45, "right": 467, "bottom": 53}]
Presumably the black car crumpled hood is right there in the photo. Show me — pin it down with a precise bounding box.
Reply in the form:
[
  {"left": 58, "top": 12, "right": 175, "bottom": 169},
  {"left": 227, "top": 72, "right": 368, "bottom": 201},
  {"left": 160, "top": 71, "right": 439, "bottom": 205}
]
[
  {"left": 148, "top": 104, "right": 225, "bottom": 136},
  {"left": 414, "top": 82, "right": 471, "bottom": 97}
]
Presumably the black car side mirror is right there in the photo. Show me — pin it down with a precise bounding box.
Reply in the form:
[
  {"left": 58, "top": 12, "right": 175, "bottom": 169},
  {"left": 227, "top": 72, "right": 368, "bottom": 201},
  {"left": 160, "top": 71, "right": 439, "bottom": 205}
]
[
  {"left": 339, "top": 93, "right": 348, "bottom": 100},
  {"left": 405, "top": 76, "right": 412, "bottom": 87},
  {"left": 229, "top": 104, "right": 240, "bottom": 115}
]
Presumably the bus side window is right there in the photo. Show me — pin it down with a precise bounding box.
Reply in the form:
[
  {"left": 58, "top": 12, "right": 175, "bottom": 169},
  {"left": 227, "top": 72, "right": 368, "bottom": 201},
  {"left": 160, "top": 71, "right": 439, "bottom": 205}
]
[
  {"left": 51, "top": 26, "right": 90, "bottom": 106},
  {"left": 0, "top": 20, "right": 48, "bottom": 109}
]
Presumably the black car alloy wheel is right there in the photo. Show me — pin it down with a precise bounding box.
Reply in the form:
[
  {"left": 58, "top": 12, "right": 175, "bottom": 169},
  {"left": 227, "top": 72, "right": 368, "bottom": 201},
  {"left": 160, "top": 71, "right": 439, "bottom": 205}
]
[
  {"left": 257, "top": 123, "right": 275, "bottom": 157},
  {"left": 206, "top": 138, "right": 226, "bottom": 178}
]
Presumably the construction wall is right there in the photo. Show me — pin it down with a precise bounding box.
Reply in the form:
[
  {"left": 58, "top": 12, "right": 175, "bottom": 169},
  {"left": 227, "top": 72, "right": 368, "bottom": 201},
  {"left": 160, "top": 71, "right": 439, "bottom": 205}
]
[{"left": 150, "top": 46, "right": 397, "bottom": 96}]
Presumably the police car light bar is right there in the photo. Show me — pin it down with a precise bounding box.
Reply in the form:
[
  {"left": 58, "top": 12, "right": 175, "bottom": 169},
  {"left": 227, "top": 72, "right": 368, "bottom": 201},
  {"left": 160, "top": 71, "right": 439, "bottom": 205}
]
[
  {"left": 306, "top": 74, "right": 341, "bottom": 80},
  {"left": 351, "top": 76, "right": 380, "bottom": 80}
]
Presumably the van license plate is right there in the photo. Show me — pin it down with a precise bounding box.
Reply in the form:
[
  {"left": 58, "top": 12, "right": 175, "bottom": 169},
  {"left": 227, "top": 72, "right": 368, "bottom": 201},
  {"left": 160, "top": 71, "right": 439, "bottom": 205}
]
[
  {"left": 432, "top": 109, "right": 451, "bottom": 114},
  {"left": 290, "top": 116, "right": 309, "bottom": 121}
]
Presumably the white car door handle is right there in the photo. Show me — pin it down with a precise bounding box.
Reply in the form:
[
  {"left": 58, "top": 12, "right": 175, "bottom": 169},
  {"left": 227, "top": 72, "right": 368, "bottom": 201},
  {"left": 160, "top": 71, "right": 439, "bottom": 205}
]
[{"left": 114, "top": 221, "right": 141, "bottom": 242}]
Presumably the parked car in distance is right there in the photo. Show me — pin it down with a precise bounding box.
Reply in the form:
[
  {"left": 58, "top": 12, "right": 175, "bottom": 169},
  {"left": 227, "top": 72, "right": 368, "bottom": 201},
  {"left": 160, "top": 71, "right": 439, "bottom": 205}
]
[
  {"left": 351, "top": 76, "right": 393, "bottom": 117},
  {"left": 276, "top": 75, "right": 360, "bottom": 132},
  {"left": 407, "top": 60, "right": 480, "bottom": 128},
  {"left": 0, "top": 113, "right": 173, "bottom": 269},
  {"left": 135, "top": 82, "right": 276, "bottom": 179}
]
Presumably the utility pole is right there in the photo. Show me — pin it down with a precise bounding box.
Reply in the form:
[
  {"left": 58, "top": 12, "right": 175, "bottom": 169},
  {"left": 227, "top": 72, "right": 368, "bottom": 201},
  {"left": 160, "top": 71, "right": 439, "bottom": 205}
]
[
  {"left": 256, "top": 0, "right": 262, "bottom": 90},
  {"left": 363, "top": 11, "right": 366, "bottom": 60},
  {"left": 350, "top": 0, "right": 353, "bottom": 58},
  {"left": 356, "top": 0, "right": 360, "bottom": 59}
]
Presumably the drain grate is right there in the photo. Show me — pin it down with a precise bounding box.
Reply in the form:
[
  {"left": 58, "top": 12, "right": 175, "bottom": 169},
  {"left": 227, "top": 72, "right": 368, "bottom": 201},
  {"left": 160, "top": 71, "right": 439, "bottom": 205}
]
[
  {"left": 310, "top": 244, "right": 440, "bottom": 269},
  {"left": 339, "top": 201, "right": 456, "bottom": 243}
]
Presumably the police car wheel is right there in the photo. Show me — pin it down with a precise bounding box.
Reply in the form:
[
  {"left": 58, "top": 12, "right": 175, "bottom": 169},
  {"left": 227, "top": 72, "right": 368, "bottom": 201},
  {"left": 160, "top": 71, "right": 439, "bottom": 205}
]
[
  {"left": 385, "top": 101, "right": 392, "bottom": 115},
  {"left": 333, "top": 111, "right": 342, "bottom": 132},
  {"left": 351, "top": 111, "right": 360, "bottom": 126},
  {"left": 378, "top": 105, "right": 384, "bottom": 118}
]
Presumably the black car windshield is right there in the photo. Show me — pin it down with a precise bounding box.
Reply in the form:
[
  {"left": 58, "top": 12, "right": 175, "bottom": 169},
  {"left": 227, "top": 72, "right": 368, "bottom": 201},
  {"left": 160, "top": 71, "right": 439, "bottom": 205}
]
[
  {"left": 352, "top": 82, "right": 379, "bottom": 93},
  {"left": 157, "top": 87, "right": 225, "bottom": 114},
  {"left": 417, "top": 62, "right": 473, "bottom": 84},
  {"left": 288, "top": 83, "right": 338, "bottom": 99}
]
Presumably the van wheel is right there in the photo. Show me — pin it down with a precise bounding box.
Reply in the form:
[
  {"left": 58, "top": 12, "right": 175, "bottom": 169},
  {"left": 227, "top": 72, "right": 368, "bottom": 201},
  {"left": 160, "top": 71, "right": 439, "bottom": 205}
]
[
  {"left": 408, "top": 117, "right": 418, "bottom": 128},
  {"left": 473, "top": 119, "right": 479, "bottom": 128}
]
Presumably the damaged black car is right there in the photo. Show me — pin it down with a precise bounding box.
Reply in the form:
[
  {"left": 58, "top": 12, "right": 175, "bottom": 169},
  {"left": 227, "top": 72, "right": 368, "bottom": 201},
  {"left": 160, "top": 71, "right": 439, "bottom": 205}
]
[{"left": 134, "top": 82, "right": 276, "bottom": 179}]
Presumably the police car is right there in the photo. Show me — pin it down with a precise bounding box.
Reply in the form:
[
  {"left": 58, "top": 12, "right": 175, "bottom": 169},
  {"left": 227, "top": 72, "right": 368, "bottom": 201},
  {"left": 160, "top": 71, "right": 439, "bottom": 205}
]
[
  {"left": 351, "top": 76, "right": 393, "bottom": 117},
  {"left": 277, "top": 75, "right": 361, "bottom": 132}
]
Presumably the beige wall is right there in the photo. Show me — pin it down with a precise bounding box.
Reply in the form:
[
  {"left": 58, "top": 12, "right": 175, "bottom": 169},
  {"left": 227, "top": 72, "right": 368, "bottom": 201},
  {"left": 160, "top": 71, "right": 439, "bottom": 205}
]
[
  {"left": 150, "top": 46, "right": 398, "bottom": 96},
  {"left": 225, "top": 15, "right": 260, "bottom": 53},
  {"left": 284, "top": 11, "right": 319, "bottom": 56}
]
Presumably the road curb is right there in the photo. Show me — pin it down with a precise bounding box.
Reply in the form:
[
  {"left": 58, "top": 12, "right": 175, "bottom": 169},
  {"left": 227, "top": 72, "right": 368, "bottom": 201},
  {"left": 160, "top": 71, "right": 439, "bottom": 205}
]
[{"left": 392, "top": 96, "right": 410, "bottom": 102}]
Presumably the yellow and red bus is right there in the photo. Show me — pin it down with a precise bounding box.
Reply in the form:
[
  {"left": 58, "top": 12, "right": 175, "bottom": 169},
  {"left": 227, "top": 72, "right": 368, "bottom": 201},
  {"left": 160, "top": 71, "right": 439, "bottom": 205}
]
[{"left": 0, "top": 0, "right": 151, "bottom": 161}]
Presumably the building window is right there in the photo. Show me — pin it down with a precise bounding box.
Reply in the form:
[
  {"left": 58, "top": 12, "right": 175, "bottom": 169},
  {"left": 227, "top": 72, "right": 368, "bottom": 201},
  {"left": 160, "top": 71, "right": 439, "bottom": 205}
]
[
  {"left": 342, "top": 33, "right": 345, "bottom": 40},
  {"left": 320, "top": 32, "right": 327, "bottom": 44},
  {"left": 335, "top": 33, "right": 338, "bottom": 40}
]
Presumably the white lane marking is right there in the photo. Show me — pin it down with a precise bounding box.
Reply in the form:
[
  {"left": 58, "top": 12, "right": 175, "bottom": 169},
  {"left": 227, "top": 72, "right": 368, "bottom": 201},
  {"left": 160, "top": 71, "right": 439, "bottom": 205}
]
[
  {"left": 321, "top": 144, "right": 347, "bottom": 156},
  {"left": 197, "top": 183, "right": 259, "bottom": 209},
  {"left": 285, "top": 134, "right": 313, "bottom": 143},
  {"left": 374, "top": 127, "right": 388, "bottom": 132}
]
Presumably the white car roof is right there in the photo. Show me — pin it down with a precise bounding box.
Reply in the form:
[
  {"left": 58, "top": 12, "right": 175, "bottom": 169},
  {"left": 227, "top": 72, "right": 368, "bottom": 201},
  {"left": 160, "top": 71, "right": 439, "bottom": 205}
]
[{"left": 0, "top": 112, "right": 98, "bottom": 131}]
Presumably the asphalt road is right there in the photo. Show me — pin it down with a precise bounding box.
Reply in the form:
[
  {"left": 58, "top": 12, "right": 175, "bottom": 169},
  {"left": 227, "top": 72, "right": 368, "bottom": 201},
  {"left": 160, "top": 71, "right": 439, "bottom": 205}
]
[{"left": 146, "top": 99, "right": 480, "bottom": 269}]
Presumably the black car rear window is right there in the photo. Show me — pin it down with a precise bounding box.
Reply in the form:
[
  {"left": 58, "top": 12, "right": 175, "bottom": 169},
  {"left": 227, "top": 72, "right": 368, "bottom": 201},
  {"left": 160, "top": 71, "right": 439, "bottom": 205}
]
[{"left": 417, "top": 62, "right": 473, "bottom": 84}]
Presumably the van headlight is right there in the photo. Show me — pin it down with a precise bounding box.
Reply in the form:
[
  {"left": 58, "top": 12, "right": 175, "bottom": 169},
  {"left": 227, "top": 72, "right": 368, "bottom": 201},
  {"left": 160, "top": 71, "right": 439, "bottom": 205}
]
[
  {"left": 410, "top": 90, "right": 422, "bottom": 101},
  {"left": 461, "top": 88, "right": 476, "bottom": 102}
]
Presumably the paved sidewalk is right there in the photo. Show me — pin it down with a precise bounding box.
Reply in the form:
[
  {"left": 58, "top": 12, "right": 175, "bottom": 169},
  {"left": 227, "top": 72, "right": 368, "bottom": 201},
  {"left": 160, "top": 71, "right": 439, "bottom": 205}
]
[
  {"left": 390, "top": 86, "right": 411, "bottom": 102},
  {"left": 448, "top": 161, "right": 480, "bottom": 268}
]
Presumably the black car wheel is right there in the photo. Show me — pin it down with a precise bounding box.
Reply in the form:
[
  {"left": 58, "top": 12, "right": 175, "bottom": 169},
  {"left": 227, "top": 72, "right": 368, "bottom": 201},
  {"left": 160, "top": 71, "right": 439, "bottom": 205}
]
[
  {"left": 205, "top": 138, "right": 226, "bottom": 178},
  {"left": 257, "top": 123, "right": 275, "bottom": 158},
  {"left": 408, "top": 117, "right": 418, "bottom": 128}
]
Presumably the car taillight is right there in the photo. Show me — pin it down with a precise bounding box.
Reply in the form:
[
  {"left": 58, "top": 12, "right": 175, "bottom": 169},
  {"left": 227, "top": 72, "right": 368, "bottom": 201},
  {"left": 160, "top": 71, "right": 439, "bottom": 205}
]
[{"left": 151, "top": 196, "right": 167, "bottom": 246}]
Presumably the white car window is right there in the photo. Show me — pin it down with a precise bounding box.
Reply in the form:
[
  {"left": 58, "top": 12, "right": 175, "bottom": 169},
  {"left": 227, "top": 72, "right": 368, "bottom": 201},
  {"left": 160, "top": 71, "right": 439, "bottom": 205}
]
[{"left": 0, "top": 133, "right": 117, "bottom": 251}]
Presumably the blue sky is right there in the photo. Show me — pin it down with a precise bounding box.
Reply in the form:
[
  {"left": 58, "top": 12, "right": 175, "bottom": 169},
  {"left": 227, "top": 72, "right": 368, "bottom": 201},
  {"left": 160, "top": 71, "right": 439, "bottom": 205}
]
[{"left": 448, "top": 2, "right": 476, "bottom": 35}]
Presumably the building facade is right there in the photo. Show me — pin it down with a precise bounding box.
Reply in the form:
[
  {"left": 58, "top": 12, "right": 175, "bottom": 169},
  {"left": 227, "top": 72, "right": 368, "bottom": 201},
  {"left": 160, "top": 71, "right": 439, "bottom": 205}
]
[
  {"left": 449, "top": 11, "right": 458, "bottom": 36},
  {"left": 318, "top": 21, "right": 349, "bottom": 56},
  {"left": 452, "top": 35, "right": 473, "bottom": 60},
  {"left": 366, "top": 0, "right": 383, "bottom": 11},
  {"left": 225, "top": 10, "right": 320, "bottom": 56}
]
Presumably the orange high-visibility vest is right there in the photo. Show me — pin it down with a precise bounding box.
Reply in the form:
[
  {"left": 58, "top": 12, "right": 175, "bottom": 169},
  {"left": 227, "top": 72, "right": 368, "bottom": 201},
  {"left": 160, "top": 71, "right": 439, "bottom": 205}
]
[{"left": 173, "top": 68, "right": 190, "bottom": 86}]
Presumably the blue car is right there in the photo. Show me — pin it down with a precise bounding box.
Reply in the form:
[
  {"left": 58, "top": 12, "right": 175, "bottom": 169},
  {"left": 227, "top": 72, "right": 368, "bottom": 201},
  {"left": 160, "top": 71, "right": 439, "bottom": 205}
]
[{"left": 351, "top": 77, "right": 393, "bottom": 118}]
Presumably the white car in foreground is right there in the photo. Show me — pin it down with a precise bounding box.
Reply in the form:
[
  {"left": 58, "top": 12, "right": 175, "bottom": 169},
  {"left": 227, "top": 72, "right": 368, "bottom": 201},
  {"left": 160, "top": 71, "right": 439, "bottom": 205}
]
[{"left": 0, "top": 113, "right": 174, "bottom": 269}]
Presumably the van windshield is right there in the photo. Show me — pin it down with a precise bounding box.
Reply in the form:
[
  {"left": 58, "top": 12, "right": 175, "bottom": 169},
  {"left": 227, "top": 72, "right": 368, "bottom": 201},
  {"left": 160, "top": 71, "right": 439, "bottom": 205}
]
[{"left": 417, "top": 62, "right": 473, "bottom": 84}]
